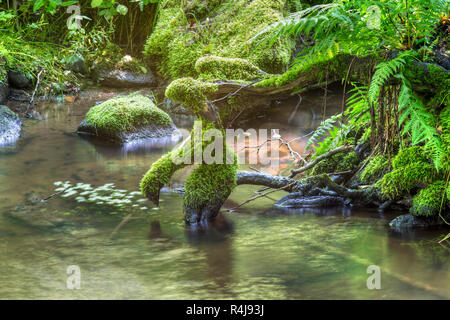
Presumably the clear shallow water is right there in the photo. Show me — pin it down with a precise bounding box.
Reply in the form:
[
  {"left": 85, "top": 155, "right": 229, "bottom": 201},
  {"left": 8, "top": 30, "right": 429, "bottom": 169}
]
[{"left": 0, "top": 88, "right": 449, "bottom": 299}]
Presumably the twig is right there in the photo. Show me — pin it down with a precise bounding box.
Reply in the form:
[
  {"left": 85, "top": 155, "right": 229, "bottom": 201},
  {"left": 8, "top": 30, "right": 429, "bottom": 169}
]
[
  {"left": 27, "top": 68, "right": 44, "bottom": 113},
  {"left": 438, "top": 233, "right": 450, "bottom": 244},
  {"left": 289, "top": 145, "right": 354, "bottom": 178},
  {"left": 241, "top": 133, "right": 307, "bottom": 165},
  {"left": 41, "top": 190, "right": 64, "bottom": 202},
  {"left": 341, "top": 56, "right": 357, "bottom": 113},
  {"left": 110, "top": 213, "right": 133, "bottom": 239},
  {"left": 327, "top": 170, "right": 353, "bottom": 176},
  {"left": 227, "top": 181, "right": 296, "bottom": 212},
  {"left": 288, "top": 94, "right": 303, "bottom": 124},
  {"left": 211, "top": 80, "right": 258, "bottom": 104}
]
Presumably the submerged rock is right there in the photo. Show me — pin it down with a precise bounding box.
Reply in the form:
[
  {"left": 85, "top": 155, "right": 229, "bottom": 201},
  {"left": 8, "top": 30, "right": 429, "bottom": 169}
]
[
  {"left": 97, "top": 69, "right": 157, "bottom": 88},
  {"left": 275, "top": 193, "right": 346, "bottom": 208},
  {"left": 77, "top": 92, "right": 180, "bottom": 144},
  {"left": 0, "top": 105, "right": 21, "bottom": 146},
  {"left": 389, "top": 214, "right": 449, "bottom": 229}
]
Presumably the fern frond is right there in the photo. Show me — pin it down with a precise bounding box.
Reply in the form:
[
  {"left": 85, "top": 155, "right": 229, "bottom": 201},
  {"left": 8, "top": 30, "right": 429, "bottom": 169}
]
[
  {"left": 305, "top": 113, "right": 342, "bottom": 151},
  {"left": 398, "top": 78, "right": 445, "bottom": 169},
  {"left": 368, "top": 51, "right": 415, "bottom": 103}
]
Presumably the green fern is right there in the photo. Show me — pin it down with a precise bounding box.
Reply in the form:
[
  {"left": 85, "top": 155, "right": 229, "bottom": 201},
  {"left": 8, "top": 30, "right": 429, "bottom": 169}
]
[
  {"left": 345, "top": 84, "right": 371, "bottom": 125},
  {"left": 398, "top": 77, "right": 445, "bottom": 169},
  {"left": 368, "top": 51, "right": 414, "bottom": 104},
  {"left": 305, "top": 113, "right": 342, "bottom": 151}
]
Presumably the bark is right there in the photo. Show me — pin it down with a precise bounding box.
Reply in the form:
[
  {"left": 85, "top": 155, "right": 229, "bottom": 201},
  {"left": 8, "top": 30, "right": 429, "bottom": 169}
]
[{"left": 236, "top": 171, "right": 383, "bottom": 209}]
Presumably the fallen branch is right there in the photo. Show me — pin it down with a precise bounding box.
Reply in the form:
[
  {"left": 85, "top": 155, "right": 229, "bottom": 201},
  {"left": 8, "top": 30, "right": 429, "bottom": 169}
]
[
  {"left": 237, "top": 171, "right": 295, "bottom": 190},
  {"left": 110, "top": 213, "right": 133, "bottom": 239},
  {"left": 228, "top": 181, "right": 296, "bottom": 211},
  {"left": 41, "top": 190, "right": 64, "bottom": 202},
  {"left": 27, "top": 68, "right": 44, "bottom": 113},
  {"left": 289, "top": 145, "right": 354, "bottom": 178}
]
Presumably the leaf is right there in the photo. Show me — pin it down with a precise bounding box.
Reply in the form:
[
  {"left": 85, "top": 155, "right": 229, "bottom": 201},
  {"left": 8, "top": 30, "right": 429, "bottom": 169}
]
[
  {"left": 33, "top": 0, "right": 45, "bottom": 12},
  {"left": 116, "top": 4, "right": 128, "bottom": 15},
  {"left": 91, "top": 0, "right": 103, "bottom": 8}
]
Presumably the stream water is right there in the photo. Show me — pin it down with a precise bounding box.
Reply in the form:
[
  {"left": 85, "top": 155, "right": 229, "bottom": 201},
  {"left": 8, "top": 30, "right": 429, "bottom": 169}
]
[{"left": 0, "top": 87, "right": 448, "bottom": 299}]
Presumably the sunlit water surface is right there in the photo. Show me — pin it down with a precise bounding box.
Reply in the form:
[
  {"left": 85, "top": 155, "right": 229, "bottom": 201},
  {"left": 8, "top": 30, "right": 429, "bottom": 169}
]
[{"left": 0, "top": 88, "right": 448, "bottom": 299}]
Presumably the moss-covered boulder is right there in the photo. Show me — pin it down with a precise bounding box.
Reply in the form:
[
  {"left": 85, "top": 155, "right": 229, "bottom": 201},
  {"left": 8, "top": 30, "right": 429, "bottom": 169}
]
[
  {"left": 77, "top": 93, "right": 180, "bottom": 144},
  {"left": 311, "top": 151, "right": 360, "bottom": 175},
  {"left": 410, "top": 180, "right": 447, "bottom": 217},
  {"left": 144, "top": 0, "right": 295, "bottom": 80},
  {"left": 360, "top": 155, "right": 389, "bottom": 184},
  {"left": 195, "top": 55, "right": 266, "bottom": 81},
  {"left": 0, "top": 105, "right": 21, "bottom": 146}
]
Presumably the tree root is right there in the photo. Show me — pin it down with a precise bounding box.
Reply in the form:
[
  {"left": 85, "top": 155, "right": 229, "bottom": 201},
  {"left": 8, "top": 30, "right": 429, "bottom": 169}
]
[{"left": 236, "top": 171, "right": 383, "bottom": 209}]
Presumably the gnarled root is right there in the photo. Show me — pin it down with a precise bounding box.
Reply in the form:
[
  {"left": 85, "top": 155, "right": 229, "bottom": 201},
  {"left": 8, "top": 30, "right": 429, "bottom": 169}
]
[{"left": 236, "top": 171, "right": 383, "bottom": 209}]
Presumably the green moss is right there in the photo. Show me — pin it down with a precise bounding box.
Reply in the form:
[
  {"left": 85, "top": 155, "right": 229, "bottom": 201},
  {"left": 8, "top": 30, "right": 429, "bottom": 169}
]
[
  {"left": 410, "top": 180, "right": 447, "bottom": 217},
  {"left": 0, "top": 57, "right": 7, "bottom": 86},
  {"left": 144, "top": 0, "right": 295, "bottom": 80},
  {"left": 196, "top": 55, "right": 263, "bottom": 81},
  {"left": 336, "top": 152, "right": 360, "bottom": 172},
  {"left": 165, "top": 77, "right": 218, "bottom": 113},
  {"left": 440, "top": 106, "right": 450, "bottom": 145},
  {"left": 404, "top": 62, "right": 450, "bottom": 102},
  {"left": 85, "top": 93, "right": 172, "bottom": 133},
  {"left": 376, "top": 162, "right": 437, "bottom": 199},
  {"left": 255, "top": 53, "right": 349, "bottom": 88},
  {"left": 392, "top": 146, "right": 429, "bottom": 170},
  {"left": 447, "top": 184, "right": 450, "bottom": 202},
  {"left": 183, "top": 162, "right": 238, "bottom": 213},
  {"left": 140, "top": 153, "right": 182, "bottom": 204},
  {"left": 140, "top": 120, "right": 239, "bottom": 216},
  {"left": 360, "top": 155, "right": 390, "bottom": 184},
  {"left": 311, "top": 151, "right": 359, "bottom": 175}
]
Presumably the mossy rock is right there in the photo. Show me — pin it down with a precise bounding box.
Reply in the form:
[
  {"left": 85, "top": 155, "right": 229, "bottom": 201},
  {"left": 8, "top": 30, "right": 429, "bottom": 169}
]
[
  {"left": 389, "top": 213, "right": 449, "bottom": 229},
  {"left": 377, "top": 162, "right": 437, "bottom": 200},
  {"left": 77, "top": 93, "right": 179, "bottom": 144},
  {"left": 312, "top": 151, "right": 359, "bottom": 175},
  {"left": 410, "top": 180, "right": 447, "bottom": 217},
  {"left": 360, "top": 155, "right": 389, "bottom": 184},
  {"left": 392, "top": 146, "right": 429, "bottom": 169},
  {"left": 195, "top": 55, "right": 265, "bottom": 81},
  {"left": 165, "top": 77, "right": 218, "bottom": 113},
  {"left": 144, "top": 0, "right": 295, "bottom": 80}
]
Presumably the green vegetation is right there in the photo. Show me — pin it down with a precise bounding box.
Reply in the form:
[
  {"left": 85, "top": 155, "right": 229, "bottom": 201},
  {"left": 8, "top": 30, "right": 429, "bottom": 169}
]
[
  {"left": 85, "top": 92, "right": 172, "bottom": 133},
  {"left": 143, "top": 0, "right": 296, "bottom": 80},
  {"left": 360, "top": 155, "right": 389, "bottom": 184},
  {"left": 165, "top": 77, "right": 218, "bottom": 113},
  {"left": 140, "top": 120, "right": 238, "bottom": 223},
  {"left": 392, "top": 146, "right": 429, "bottom": 169},
  {"left": 195, "top": 55, "right": 264, "bottom": 81},
  {"left": 311, "top": 151, "right": 359, "bottom": 175},
  {"left": 256, "top": 0, "right": 449, "bottom": 222},
  {"left": 411, "top": 180, "right": 447, "bottom": 217},
  {"left": 0, "top": 0, "right": 158, "bottom": 95},
  {"left": 140, "top": 152, "right": 182, "bottom": 205}
]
